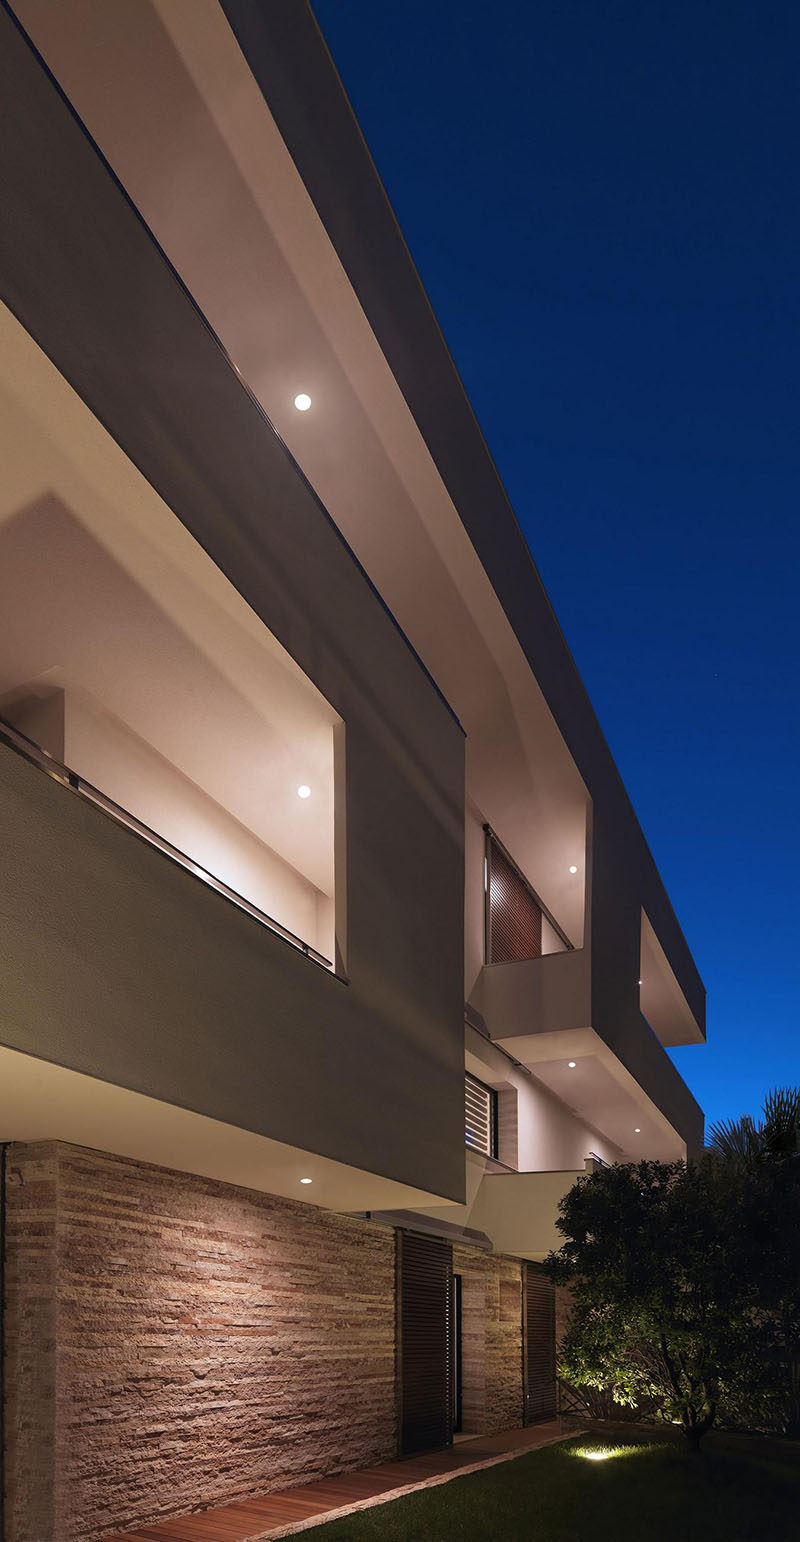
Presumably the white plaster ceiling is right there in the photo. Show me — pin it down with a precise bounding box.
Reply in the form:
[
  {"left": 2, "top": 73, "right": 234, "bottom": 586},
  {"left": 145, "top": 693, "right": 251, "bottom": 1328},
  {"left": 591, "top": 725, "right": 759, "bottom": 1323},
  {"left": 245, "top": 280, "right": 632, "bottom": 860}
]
[
  {"left": 498, "top": 1029, "right": 687, "bottom": 1162},
  {"left": 531, "top": 1053, "right": 681, "bottom": 1162}
]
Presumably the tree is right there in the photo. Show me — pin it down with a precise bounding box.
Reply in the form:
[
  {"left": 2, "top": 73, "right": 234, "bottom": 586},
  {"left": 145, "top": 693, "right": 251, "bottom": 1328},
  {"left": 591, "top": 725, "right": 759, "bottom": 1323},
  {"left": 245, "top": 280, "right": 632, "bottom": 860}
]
[
  {"left": 707, "top": 1087, "right": 800, "bottom": 1436},
  {"left": 546, "top": 1157, "right": 760, "bottom": 1451},
  {"left": 706, "top": 1085, "right": 800, "bottom": 1165}
]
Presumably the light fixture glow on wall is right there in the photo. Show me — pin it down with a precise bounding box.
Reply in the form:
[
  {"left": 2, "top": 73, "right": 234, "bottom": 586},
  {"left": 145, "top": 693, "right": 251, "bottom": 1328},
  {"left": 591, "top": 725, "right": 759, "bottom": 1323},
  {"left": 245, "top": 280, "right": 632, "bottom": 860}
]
[
  {"left": 634, "top": 1127, "right": 641, "bottom": 1134},
  {"left": 294, "top": 392, "right": 312, "bottom": 411},
  {"left": 568, "top": 1061, "right": 577, "bottom": 1069},
  {"left": 297, "top": 784, "right": 311, "bottom": 799},
  {"left": 569, "top": 864, "right": 578, "bottom": 874},
  {"left": 300, "top": 1177, "right": 313, "bottom": 1185}
]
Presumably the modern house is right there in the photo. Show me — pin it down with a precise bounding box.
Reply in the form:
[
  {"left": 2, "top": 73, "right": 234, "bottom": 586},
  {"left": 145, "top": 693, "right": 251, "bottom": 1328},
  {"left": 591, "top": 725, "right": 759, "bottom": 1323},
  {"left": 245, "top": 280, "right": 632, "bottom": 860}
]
[{"left": 0, "top": 3, "right": 705, "bottom": 1538}]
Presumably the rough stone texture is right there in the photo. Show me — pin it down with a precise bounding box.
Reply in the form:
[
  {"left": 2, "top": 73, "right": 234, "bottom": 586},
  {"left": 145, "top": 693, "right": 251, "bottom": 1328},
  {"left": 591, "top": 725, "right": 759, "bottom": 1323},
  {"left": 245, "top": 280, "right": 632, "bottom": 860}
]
[
  {"left": 3, "top": 1142, "right": 397, "bottom": 1542},
  {"left": 496, "top": 1089, "right": 519, "bottom": 1170},
  {"left": 3, "top": 1143, "right": 60, "bottom": 1541},
  {"left": 453, "top": 1245, "right": 523, "bottom": 1434}
]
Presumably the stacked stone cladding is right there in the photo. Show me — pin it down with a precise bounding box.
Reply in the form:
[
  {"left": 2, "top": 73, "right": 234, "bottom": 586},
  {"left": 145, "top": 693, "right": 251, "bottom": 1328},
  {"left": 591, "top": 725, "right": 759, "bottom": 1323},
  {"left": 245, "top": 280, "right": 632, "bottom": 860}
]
[
  {"left": 452, "top": 1243, "right": 523, "bottom": 1435},
  {"left": 3, "top": 1141, "right": 397, "bottom": 1542}
]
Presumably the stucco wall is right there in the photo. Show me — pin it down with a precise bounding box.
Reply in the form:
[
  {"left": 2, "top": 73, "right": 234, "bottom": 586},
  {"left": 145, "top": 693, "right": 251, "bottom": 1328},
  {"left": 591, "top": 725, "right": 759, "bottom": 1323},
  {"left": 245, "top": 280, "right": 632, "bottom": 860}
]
[
  {"left": 219, "top": 0, "right": 706, "bottom": 1051},
  {"left": 0, "top": 3, "right": 467, "bottom": 1206},
  {"left": 63, "top": 691, "right": 331, "bottom": 957},
  {"left": 2, "top": 1142, "right": 398, "bottom": 1542},
  {"left": 467, "top": 1028, "right": 622, "bottom": 1170},
  {"left": 591, "top": 814, "right": 705, "bottom": 1153}
]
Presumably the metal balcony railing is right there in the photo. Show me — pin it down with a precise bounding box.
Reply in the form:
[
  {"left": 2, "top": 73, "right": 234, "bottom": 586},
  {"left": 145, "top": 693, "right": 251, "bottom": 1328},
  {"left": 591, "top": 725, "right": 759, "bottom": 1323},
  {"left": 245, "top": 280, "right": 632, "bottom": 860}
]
[{"left": 0, "top": 714, "right": 333, "bottom": 969}]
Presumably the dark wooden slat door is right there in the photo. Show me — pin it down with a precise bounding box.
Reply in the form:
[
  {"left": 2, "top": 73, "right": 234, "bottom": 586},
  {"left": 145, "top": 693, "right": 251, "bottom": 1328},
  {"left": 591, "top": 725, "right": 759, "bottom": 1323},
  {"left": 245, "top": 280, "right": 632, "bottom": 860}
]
[
  {"left": 523, "top": 1262, "right": 557, "bottom": 1423},
  {"left": 398, "top": 1231, "right": 453, "bottom": 1455},
  {"left": 487, "top": 835, "right": 542, "bottom": 963}
]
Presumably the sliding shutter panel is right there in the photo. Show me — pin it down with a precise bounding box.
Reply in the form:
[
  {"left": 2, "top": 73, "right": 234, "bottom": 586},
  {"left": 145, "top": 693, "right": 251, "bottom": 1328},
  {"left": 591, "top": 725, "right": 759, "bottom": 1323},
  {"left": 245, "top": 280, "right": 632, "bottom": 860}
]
[
  {"left": 523, "top": 1262, "right": 557, "bottom": 1423},
  {"left": 464, "top": 1073, "right": 498, "bottom": 1157},
  {"left": 398, "top": 1232, "right": 453, "bottom": 1455},
  {"left": 487, "top": 836, "right": 542, "bottom": 963}
]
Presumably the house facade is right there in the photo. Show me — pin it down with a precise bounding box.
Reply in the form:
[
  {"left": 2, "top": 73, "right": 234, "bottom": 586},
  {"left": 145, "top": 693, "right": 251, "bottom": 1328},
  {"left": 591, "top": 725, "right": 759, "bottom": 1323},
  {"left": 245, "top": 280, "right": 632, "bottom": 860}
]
[{"left": 0, "top": 4, "right": 704, "bottom": 1538}]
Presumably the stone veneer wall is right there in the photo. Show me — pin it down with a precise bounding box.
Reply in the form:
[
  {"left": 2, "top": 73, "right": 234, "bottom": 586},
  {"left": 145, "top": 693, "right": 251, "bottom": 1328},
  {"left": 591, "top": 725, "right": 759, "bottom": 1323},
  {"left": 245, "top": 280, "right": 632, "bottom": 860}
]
[
  {"left": 453, "top": 1244, "right": 523, "bottom": 1434},
  {"left": 496, "top": 1088, "right": 519, "bottom": 1170},
  {"left": 2, "top": 1141, "right": 397, "bottom": 1542},
  {"left": 2, "top": 1145, "right": 59, "bottom": 1541}
]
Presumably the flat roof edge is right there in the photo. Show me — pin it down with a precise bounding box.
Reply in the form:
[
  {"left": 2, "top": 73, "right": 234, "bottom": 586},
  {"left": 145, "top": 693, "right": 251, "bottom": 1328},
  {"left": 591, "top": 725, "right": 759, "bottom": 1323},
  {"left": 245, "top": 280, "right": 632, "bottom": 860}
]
[{"left": 219, "top": 0, "right": 705, "bottom": 1007}]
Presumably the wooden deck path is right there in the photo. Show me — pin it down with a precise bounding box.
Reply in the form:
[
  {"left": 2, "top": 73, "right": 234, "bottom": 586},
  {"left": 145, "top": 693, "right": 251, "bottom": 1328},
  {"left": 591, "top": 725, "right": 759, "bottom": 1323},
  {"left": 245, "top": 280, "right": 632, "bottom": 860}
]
[{"left": 107, "top": 1420, "right": 573, "bottom": 1541}]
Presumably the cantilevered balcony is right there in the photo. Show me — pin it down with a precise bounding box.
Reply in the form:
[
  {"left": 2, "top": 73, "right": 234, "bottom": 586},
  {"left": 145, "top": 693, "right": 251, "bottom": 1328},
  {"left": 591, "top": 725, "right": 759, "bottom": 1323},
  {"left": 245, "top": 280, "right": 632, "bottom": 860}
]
[
  {"left": 467, "top": 820, "right": 703, "bottom": 1160},
  {"left": 409, "top": 1150, "right": 599, "bottom": 1262}
]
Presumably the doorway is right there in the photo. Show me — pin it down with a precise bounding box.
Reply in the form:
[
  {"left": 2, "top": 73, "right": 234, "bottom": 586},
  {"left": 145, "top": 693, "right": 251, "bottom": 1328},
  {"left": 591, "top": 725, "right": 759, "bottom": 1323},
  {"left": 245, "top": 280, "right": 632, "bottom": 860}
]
[
  {"left": 397, "top": 1231, "right": 454, "bottom": 1455},
  {"left": 522, "top": 1261, "right": 557, "bottom": 1422}
]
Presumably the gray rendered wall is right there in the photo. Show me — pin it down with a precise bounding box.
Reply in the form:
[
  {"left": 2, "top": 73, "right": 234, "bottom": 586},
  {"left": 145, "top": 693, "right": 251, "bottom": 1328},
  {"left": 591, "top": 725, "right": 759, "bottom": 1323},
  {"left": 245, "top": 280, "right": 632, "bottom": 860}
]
[{"left": 0, "top": 8, "right": 467, "bottom": 1204}]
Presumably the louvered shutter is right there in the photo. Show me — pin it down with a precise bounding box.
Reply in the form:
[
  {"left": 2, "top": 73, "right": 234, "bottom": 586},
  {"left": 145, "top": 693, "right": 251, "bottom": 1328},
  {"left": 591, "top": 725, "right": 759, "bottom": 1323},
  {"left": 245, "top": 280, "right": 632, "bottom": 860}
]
[
  {"left": 487, "top": 835, "right": 542, "bottom": 963},
  {"left": 523, "top": 1262, "right": 557, "bottom": 1422},
  {"left": 398, "top": 1232, "right": 453, "bottom": 1454},
  {"left": 465, "top": 1073, "right": 498, "bottom": 1157}
]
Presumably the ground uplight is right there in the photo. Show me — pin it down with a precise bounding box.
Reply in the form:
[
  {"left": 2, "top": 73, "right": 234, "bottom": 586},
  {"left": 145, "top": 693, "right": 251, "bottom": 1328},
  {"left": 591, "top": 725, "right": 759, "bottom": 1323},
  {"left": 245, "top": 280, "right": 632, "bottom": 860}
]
[{"left": 571, "top": 1443, "right": 645, "bottom": 1462}]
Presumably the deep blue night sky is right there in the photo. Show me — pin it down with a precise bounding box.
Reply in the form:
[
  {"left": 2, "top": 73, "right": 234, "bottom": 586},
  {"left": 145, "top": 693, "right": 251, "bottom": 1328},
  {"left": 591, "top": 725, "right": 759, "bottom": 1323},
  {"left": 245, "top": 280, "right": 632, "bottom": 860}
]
[{"left": 312, "top": 0, "right": 800, "bottom": 1130}]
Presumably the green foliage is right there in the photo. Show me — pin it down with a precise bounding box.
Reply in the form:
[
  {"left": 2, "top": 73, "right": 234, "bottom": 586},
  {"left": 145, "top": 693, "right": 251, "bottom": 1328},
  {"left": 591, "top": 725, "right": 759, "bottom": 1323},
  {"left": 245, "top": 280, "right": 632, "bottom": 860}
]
[
  {"left": 706, "top": 1085, "right": 800, "bottom": 1435},
  {"left": 705, "top": 1112, "right": 761, "bottom": 1163},
  {"left": 548, "top": 1089, "right": 800, "bottom": 1445},
  {"left": 546, "top": 1156, "right": 796, "bottom": 1449},
  {"left": 706, "top": 1085, "right": 800, "bottom": 1165}
]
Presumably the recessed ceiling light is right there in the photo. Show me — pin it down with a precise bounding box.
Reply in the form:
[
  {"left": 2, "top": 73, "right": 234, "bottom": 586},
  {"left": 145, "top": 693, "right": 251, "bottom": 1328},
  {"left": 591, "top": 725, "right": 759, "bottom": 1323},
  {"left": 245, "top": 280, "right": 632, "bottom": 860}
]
[
  {"left": 568, "top": 1061, "right": 577, "bottom": 1069},
  {"left": 634, "top": 1127, "right": 641, "bottom": 1134},
  {"left": 638, "top": 978, "right": 643, "bottom": 986},
  {"left": 569, "top": 865, "right": 578, "bottom": 874},
  {"left": 300, "top": 1177, "right": 313, "bottom": 1185},
  {"left": 294, "top": 392, "right": 312, "bottom": 411},
  {"left": 297, "top": 784, "right": 311, "bottom": 799}
]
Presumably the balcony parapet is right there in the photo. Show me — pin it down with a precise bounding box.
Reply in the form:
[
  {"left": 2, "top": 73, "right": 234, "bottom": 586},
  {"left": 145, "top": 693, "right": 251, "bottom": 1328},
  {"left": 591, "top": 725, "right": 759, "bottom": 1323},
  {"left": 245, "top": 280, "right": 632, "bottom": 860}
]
[
  {"left": 407, "top": 1157, "right": 597, "bottom": 1263},
  {"left": 468, "top": 1162, "right": 594, "bottom": 1260},
  {"left": 469, "top": 947, "right": 591, "bottom": 1043}
]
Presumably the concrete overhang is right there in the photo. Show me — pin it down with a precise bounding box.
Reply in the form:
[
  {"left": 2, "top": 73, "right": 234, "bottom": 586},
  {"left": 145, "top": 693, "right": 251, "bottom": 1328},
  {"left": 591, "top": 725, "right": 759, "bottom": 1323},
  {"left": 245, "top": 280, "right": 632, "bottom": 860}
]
[
  {"left": 504, "top": 1028, "right": 701, "bottom": 1162},
  {"left": 410, "top": 1150, "right": 594, "bottom": 1263},
  {"left": 214, "top": 0, "right": 706, "bottom": 1018},
  {"left": 640, "top": 910, "right": 704, "bottom": 1046},
  {"left": 470, "top": 950, "right": 702, "bottom": 1157},
  {"left": 0, "top": 1044, "right": 458, "bottom": 1214}
]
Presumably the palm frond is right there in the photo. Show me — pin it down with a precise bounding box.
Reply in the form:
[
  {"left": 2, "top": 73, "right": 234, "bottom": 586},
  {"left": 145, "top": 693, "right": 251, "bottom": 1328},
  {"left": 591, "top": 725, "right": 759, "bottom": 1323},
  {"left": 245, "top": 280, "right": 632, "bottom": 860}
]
[
  {"left": 761, "top": 1086, "right": 800, "bottom": 1159},
  {"left": 706, "top": 1113, "right": 760, "bottom": 1162}
]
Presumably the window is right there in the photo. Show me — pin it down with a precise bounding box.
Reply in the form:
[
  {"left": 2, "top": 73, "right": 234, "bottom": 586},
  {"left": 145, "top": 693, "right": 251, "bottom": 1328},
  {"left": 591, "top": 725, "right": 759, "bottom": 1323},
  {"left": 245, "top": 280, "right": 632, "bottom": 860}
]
[
  {"left": 485, "top": 829, "right": 542, "bottom": 964},
  {"left": 465, "top": 1073, "right": 498, "bottom": 1158}
]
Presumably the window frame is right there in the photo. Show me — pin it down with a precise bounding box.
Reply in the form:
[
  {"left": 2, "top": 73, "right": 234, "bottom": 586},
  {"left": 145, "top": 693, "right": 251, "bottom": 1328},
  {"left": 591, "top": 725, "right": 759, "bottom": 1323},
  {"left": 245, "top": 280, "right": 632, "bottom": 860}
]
[
  {"left": 464, "top": 1071, "right": 499, "bottom": 1159},
  {"left": 483, "top": 824, "right": 572, "bottom": 963}
]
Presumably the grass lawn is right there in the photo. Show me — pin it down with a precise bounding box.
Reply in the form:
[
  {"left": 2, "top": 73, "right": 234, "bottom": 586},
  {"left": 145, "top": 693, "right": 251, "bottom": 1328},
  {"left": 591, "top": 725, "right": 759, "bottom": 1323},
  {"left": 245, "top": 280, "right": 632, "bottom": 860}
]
[{"left": 298, "top": 1432, "right": 800, "bottom": 1541}]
